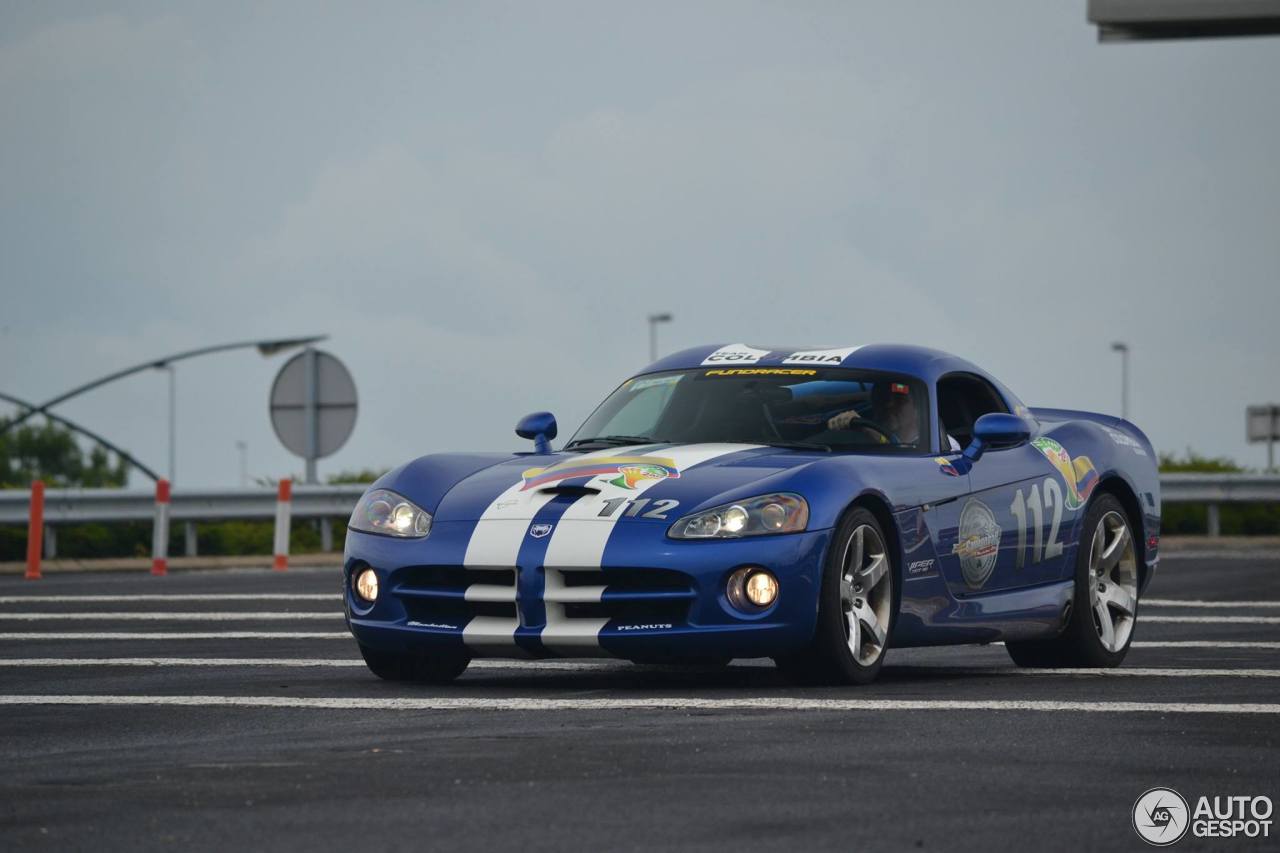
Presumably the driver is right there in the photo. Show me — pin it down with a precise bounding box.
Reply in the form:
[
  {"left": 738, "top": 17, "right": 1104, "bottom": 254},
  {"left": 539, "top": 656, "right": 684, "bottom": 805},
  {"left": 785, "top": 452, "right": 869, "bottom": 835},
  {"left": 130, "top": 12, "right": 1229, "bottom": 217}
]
[{"left": 826, "top": 381, "right": 960, "bottom": 451}]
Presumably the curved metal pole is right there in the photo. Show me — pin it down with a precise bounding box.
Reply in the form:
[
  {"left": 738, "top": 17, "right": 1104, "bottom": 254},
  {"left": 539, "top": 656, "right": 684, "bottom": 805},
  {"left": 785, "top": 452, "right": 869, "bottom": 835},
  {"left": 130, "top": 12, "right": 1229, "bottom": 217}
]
[
  {"left": 0, "top": 391, "right": 160, "bottom": 482},
  {"left": 0, "top": 335, "right": 327, "bottom": 438}
]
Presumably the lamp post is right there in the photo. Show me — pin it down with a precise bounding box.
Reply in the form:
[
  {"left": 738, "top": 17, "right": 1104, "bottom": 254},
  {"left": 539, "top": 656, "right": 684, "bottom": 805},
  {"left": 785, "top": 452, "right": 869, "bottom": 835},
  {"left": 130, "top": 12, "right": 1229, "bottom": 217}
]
[
  {"left": 156, "top": 364, "right": 176, "bottom": 483},
  {"left": 648, "top": 313, "right": 673, "bottom": 362},
  {"left": 1111, "top": 342, "right": 1130, "bottom": 421},
  {"left": 0, "top": 335, "right": 327, "bottom": 439},
  {"left": 235, "top": 440, "right": 248, "bottom": 488}
]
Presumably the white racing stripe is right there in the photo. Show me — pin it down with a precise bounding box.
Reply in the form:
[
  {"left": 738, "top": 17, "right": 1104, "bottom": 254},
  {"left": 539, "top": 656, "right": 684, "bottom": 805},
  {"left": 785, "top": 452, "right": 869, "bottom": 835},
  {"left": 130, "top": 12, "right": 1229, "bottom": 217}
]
[
  {"left": 460, "top": 447, "right": 625, "bottom": 651},
  {"left": 0, "top": 612, "right": 342, "bottom": 621},
  {"left": 1, "top": 694, "right": 1278, "bottom": 714},
  {"left": 0, "top": 632, "right": 352, "bottom": 640},
  {"left": 1144, "top": 615, "right": 1280, "bottom": 625},
  {"left": 540, "top": 443, "right": 760, "bottom": 652},
  {"left": 0, "top": 594, "right": 339, "bottom": 604},
  {"left": 1143, "top": 599, "right": 1280, "bottom": 609}
]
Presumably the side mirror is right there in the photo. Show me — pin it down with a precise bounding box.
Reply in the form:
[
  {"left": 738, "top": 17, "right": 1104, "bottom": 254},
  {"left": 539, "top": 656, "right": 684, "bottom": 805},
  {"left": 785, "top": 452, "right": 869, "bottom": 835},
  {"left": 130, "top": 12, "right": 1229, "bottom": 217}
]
[
  {"left": 963, "top": 413, "right": 1031, "bottom": 464},
  {"left": 516, "top": 412, "right": 558, "bottom": 454}
]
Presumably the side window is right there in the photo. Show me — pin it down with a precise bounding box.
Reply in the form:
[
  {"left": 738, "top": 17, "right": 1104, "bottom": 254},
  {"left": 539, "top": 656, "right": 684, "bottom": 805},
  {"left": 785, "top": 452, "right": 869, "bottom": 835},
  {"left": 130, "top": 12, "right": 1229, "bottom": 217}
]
[{"left": 937, "top": 374, "right": 1009, "bottom": 448}]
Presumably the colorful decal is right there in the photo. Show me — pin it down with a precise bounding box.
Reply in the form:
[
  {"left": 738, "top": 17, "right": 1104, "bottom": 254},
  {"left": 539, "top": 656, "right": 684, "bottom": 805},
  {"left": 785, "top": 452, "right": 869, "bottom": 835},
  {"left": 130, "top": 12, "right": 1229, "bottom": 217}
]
[
  {"left": 935, "top": 456, "right": 960, "bottom": 477},
  {"left": 520, "top": 456, "right": 680, "bottom": 491},
  {"left": 704, "top": 368, "right": 816, "bottom": 377},
  {"left": 953, "top": 500, "right": 1001, "bottom": 589},
  {"left": 607, "top": 464, "right": 672, "bottom": 490},
  {"left": 780, "top": 345, "right": 861, "bottom": 366},
  {"left": 1031, "top": 437, "right": 1099, "bottom": 510},
  {"left": 890, "top": 382, "right": 910, "bottom": 395},
  {"left": 700, "top": 343, "right": 771, "bottom": 365}
]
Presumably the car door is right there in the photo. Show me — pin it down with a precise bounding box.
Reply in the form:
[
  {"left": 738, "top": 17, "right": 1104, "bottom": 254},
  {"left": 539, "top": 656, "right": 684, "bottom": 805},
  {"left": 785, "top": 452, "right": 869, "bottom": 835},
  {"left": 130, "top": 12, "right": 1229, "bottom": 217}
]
[{"left": 936, "top": 374, "right": 1071, "bottom": 597}]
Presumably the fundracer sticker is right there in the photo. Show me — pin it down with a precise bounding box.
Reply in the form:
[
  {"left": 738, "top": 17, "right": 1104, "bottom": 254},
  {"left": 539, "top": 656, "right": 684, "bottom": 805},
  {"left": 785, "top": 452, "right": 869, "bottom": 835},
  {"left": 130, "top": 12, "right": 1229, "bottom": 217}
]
[
  {"left": 1032, "top": 437, "right": 1099, "bottom": 510},
  {"left": 704, "top": 368, "right": 816, "bottom": 377},
  {"left": 521, "top": 456, "right": 680, "bottom": 491},
  {"left": 953, "top": 499, "right": 1001, "bottom": 589},
  {"left": 780, "top": 345, "right": 861, "bottom": 365},
  {"left": 700, "top": 344, "right": 771, "bottom": 365}
]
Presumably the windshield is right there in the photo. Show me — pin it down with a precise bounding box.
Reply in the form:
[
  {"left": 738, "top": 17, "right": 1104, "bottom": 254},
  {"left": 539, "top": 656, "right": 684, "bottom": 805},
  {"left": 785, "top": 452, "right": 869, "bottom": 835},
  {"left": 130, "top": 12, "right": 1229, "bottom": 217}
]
[{"left": 569, "top": 367, "right": 932, "bottom": 453}]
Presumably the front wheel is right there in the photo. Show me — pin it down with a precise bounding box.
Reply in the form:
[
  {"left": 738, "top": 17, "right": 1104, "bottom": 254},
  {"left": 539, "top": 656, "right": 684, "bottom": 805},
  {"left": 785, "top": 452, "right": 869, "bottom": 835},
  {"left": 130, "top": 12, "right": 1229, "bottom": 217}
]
[
  {"left": 775, "top": 507, "right": 895, "bottom": 685},
  {"left": 359, "top": 644, "right": 470, "bottom": 684},
  {"left": 1006, "top": 492, "right": 1140, "bottom": 668}
]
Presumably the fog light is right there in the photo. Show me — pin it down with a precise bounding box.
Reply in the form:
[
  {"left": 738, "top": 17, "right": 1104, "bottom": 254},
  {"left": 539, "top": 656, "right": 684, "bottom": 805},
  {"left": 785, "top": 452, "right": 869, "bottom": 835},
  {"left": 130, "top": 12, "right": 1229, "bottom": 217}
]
[
  {"left": 744, "top": 570, "right": 778, "bottom": 607},
  {"left": 354, "top": 568, "right": 379, "bottom": 602},
  {"left": 726, "top": 566, "right": 779, "bottom": 612}
]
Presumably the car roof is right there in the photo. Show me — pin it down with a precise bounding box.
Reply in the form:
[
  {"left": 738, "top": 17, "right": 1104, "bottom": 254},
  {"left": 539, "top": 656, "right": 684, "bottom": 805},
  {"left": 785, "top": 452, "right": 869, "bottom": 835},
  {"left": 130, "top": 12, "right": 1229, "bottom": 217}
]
[{"left": 642, "top": 343, "right": 976, "bottom": 383}]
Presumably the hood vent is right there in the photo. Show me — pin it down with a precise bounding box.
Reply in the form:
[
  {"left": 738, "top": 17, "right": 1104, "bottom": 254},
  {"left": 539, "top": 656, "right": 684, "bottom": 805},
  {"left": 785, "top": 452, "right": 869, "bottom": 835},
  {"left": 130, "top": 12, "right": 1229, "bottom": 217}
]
[{"left": 536, "top": 484, "right": 602, "bottom": 497}]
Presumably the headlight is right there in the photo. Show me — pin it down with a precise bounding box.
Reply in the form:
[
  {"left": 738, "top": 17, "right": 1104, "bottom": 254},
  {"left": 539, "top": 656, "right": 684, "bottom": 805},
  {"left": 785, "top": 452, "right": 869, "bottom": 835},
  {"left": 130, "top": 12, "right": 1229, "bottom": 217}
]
[
  {"left": 668, "top": 493, "right": 808, "bottom": 539},
  {"left": 348, "top": 489, "right": 433, "bottom": 538}
]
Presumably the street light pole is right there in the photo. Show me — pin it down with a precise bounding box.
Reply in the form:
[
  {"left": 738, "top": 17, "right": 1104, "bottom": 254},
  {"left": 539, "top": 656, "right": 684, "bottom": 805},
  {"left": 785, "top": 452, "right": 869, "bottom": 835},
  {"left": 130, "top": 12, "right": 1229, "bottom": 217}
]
[
  {"left": 1111, "top": 342, "right": 1130, "bottom": 421},
  {"left": 156, "top": 364, "right": 176, "bottom": 484},
  {"left": 236, "top": 440, "right": 248, "bottom": 488},
  {"left": 648, "top": 313, "right": 673, "bottom": 362},
  {"left": 0, "top": 335, "right": 328, "bottom": 438}
]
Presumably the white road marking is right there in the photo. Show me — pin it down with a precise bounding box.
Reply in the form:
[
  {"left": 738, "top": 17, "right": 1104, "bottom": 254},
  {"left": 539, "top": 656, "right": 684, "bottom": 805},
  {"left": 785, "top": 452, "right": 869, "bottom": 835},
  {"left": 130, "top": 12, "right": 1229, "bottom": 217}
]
[
  {"left": 0, "top": 612, "right": 342, "bottom": 621},
  {"left": 0, "top": 659, "right": 1276, "bottom": 679},
  {"left": 0, "top": 632, "right": 352, "bottom": 640},
  {"left": 1162, "top": 551, "right": 1280, "bottom": 561},
  {"left": 1132, "top": 640, "right": 1280, "bottom": 649},
  {"left": 1143, "top": 598, "right": 1280, "bottom": 609},
  {"left": 0, "top": 658, "right": 610, "bottom": 670},
  {"left": 1, "top": 695, "right": 1277, "bottom": 714},
  {"left": 0, "top": 594, "right": 340, "bottom": 603},
  {"left": 1144, "top": 615, "right": 1280, "bottom": 625},
  {"left": 951, "top": 667, "right": 1280, "bottom": 679}
]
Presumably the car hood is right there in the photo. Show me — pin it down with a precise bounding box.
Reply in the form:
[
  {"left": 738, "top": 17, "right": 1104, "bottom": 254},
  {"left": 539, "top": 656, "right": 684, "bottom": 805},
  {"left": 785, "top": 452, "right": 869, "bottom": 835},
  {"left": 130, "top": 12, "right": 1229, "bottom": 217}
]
[{"left": 426, "top": 443, "right": 821, "bottom": 523}]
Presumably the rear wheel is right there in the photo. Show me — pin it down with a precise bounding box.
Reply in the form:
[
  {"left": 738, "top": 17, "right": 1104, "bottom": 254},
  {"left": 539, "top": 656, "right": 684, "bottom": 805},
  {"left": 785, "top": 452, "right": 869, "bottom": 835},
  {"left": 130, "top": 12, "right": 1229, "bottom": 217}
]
[
  {"left": 1006, "top": 492, "right": 1139, "bottom": 668},
  {"left": 358, "top": 644, "right": 470, "bottom": 684},
  {"left": 775, "top": 507, "right": 895, "bottom": 685}
]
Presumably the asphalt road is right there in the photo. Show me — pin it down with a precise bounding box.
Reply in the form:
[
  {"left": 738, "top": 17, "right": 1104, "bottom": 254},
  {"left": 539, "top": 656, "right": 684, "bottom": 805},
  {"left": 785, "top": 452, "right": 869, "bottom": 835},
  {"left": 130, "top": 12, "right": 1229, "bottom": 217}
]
[{"left": 1, "top": 552, "right": 1277, "bottom": 852}]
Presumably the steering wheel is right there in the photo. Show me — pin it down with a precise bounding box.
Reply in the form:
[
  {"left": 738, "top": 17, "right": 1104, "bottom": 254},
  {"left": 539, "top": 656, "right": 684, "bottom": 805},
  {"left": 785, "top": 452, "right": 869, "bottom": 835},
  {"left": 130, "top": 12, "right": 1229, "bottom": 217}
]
[{"left": 840, "top": 419, "right": 896, "bottom": 444}]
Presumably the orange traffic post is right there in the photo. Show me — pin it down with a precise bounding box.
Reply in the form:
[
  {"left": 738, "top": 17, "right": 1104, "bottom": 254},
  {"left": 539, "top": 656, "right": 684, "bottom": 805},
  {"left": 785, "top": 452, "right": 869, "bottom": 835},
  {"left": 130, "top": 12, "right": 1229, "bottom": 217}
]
[
  {"left": 25, "top": 480, "right": 45, "bottom": 580},
  {"left": 273, "top": 478, "right": 292, "bottom": 571},
  {"left": 151, "top": 479, "right": 171, "bottom": 576}
]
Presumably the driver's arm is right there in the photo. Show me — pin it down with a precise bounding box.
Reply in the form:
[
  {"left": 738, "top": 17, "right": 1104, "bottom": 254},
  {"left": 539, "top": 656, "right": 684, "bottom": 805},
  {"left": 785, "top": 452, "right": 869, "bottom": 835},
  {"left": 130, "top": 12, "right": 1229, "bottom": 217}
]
[{"left": 826, "top": 409, "right": 861, "bottom": 431}]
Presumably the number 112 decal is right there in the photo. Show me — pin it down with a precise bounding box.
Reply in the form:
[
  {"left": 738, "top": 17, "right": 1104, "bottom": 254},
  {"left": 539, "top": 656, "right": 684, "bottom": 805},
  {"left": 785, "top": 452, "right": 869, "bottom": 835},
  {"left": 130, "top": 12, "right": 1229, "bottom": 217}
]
[{"left": 1010, "top": 478, "right": 1065, "bottom": 568}]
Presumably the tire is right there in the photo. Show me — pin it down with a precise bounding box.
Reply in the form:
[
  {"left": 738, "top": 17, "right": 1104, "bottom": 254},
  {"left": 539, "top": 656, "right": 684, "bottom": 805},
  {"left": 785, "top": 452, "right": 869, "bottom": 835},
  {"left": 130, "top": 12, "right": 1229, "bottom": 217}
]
[
  {"left": 359, "top": 643, "right": 470, "bottom": 684},
  {"left": 1006, "top": 492, "right": 1140, "bottom": 668},
  {"left": 775, "top": 507, "right": 896, "bottom": 685}
]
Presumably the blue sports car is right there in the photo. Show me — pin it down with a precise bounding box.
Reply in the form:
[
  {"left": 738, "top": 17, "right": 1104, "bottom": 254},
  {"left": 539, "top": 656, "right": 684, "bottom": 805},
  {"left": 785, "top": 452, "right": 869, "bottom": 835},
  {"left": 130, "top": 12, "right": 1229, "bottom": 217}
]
[{"left": 344, "top": 344, "right": 1160, "bottom": 685}]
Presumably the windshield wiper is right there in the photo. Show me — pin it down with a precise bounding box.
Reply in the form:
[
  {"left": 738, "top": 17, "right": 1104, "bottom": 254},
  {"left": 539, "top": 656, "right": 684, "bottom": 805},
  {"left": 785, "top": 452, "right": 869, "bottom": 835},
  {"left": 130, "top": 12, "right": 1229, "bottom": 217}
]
[
  {"left": 738, "top": 439, "right": 832, "bottom": 452},
  {"left": 564, "top": 435, "right": 662, "bottom": 450}
]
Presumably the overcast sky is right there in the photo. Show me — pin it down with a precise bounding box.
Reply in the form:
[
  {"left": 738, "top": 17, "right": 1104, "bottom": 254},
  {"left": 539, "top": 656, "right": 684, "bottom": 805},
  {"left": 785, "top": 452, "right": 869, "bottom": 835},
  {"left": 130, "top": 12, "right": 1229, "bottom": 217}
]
[{"left": 2, "top": 2, "right": 1278, "bottom": 487}]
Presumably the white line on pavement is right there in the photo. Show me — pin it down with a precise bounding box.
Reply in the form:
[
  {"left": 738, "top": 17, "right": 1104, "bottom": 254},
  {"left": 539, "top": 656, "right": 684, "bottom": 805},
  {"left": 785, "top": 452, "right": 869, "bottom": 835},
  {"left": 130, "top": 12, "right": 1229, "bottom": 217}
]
[
  {"left": 0, "top": 632, "right": 351, "bottom": 640},
  {"left": 1131, "top": 640, "right": 1280, "bottom": 649},
  {"left": 0, "top": 612, "right": 342, "bottom": 621},
  {"left": 0, "top": 694, "right": 1276, "bottom": 714},
  {"left": 0, "top": 659, "right": 1277, "bottom": 679},
  {"left": 0, "top": 594, "right": 339, "bottom": 603},
  {"left": 1144, "top": 615, "right": 1280, "bottom": 625},
  {"left": 1143, "top": 599, "right": 1280, "bottom": 609}
]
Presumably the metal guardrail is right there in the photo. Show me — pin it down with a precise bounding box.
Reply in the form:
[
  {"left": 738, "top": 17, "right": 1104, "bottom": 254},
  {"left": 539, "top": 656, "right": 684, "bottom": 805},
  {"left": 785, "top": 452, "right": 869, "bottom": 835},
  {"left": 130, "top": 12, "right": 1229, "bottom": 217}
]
[
  {"left": 0, "top": 485, "right": 366, "bottom": 559},
  {"left": 2, "top": 475, "right": 1278, "bottom": 545}
]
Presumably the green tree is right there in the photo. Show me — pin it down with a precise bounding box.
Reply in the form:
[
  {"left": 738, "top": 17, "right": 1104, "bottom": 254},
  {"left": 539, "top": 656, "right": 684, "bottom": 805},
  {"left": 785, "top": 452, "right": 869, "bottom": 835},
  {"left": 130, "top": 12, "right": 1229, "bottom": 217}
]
[{"left": 0, "top": 415, "right": 128, "bottom": 488}]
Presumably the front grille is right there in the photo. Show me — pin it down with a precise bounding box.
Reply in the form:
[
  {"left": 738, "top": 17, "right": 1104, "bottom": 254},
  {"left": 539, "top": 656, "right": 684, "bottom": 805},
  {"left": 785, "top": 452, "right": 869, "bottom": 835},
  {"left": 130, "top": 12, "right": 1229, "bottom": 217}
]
[{"left": 391, "top": 564, "right": 695, "bottom": 648}]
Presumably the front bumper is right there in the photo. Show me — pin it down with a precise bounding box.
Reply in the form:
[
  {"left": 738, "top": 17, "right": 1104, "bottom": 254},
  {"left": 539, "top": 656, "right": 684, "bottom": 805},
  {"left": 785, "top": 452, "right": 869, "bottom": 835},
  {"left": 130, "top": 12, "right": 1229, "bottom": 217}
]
[{"left": 344, "top": 521, "right": 832, "bottom": 661}]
